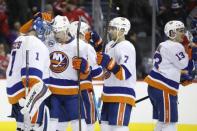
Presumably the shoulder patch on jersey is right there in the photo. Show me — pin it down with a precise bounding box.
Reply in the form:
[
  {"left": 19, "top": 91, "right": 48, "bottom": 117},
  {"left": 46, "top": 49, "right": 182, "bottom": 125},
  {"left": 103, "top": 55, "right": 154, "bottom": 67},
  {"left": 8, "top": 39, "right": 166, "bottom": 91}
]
[{"left": 50, "top": 51, "right": 69, "bottom": 73}]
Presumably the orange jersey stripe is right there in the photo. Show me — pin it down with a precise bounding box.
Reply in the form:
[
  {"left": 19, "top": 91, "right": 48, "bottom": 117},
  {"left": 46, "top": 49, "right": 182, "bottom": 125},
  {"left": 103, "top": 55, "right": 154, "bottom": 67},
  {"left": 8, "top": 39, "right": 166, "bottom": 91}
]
[
  {"left": 117, "top": 103, "right": 125, "bottom": 126},
  {"left": 164, "top": 92, "right": 170, "bottom": 123},
  {"left": 80, "top": 82, "right": 93, "bottom": 91},
  {"left": 101, "top": 95, "right": 135, "bottom": 106},
  {"left": 144, "top": 76, "right": 178, "bottom": 96},
  {"left": 8, "top": 90, "right": 25, "bottom": 104},
  {"left": 22, "top": 78, "right": 40, "bottom": 90},
  {"left": 49, "top": 86, "right": 78, "bottom": 95},
  {"left": 115, "top": 67, "right": 124, "bottom": 80}
]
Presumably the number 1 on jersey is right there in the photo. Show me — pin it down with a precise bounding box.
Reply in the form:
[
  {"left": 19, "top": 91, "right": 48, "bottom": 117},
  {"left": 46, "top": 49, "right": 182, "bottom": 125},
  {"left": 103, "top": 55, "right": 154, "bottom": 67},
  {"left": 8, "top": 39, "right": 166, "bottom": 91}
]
[{"left": 9, "top": 51, "right": 16, "bottom": 76}]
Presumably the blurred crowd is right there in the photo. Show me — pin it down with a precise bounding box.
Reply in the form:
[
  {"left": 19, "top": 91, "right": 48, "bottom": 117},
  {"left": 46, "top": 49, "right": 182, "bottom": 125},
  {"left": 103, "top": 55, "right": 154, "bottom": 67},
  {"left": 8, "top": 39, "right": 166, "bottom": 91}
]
[{"left": 0, "top": 0, "right": 197, "bottom": 79}]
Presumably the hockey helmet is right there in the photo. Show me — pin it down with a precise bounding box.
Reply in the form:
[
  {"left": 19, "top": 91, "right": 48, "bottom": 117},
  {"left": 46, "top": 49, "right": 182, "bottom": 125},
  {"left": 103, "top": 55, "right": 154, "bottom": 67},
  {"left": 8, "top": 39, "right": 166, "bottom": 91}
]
[
  {"left": 69, "top": 21, "right": 90, "bottom": 36},
  {"left": 109, "top": 17, "right": 131, "bottom": 35},
  {"left": 52, "top": 15, "right": 70, "bottom": 33},
  {"left": 164, "top": 20, "right": 185, "bottom": 39}
]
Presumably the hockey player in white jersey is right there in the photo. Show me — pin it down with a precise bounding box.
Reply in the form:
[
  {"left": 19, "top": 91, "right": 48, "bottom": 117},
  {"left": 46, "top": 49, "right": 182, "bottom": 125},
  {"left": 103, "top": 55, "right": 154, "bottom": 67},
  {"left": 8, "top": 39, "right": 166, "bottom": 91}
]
[
  {"left": 6, "top": 17, "right": 51, "bottom": 131},
  {"left": 46, "top": 15, "right": 91, "bottom": 131},
  {"left": 96, "top": 17, "right": 136, "bottom": 131},
  {"left": 69, "top": 21, "right": 103, "bottom": 131},
  {"left": 144, "top": 20, "right": 189, "bottom": 131}
]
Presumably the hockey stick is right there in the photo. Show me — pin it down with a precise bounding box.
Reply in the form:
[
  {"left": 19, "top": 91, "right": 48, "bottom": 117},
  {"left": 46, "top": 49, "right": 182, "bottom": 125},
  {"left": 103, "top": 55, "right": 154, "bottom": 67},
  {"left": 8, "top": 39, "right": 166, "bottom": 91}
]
[
  {"left": 77, "top": 17, "right": 82, "bottom": 131},
  {"left": 24, "top": 49, "right": 31, "bottom": 131},
  {"left": 136, "top": 96, "right": 149, "bottom": 104},
  {"left": 102, "top": 0, "right": 113, "bottom": 52}
]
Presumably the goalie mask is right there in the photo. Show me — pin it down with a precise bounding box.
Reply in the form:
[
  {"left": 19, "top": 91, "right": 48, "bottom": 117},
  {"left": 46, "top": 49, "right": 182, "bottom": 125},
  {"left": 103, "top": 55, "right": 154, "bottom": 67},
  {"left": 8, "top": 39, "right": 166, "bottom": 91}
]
[
  {"left": 32, "top": 17, "right": 52, "bottom": 41},
  {"left": 164, "top": 20, "right": 185, "bottom": 39},
  {"left": 69, "top": 21, "right": 90, "bottom": 37},
  {"left": 109, "top": 17, "right": 131, "bottom": 35}
]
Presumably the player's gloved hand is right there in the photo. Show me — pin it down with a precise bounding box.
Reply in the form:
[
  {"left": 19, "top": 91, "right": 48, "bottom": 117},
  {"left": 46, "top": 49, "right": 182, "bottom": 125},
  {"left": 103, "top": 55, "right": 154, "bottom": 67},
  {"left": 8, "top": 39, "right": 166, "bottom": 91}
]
[
  {"left": 97, "top": 52, "right": 120, "bottom": 72},
  {"left": 180, "top": 73, "right": 193, "bottom": 86},
  {"left": 72, "top": 57, "right": 90, "bottom": 74},
  {"left": 85, "top": 31, "right": 103, "bottom": 52},
  {"left": 33, "top": 12, "right": 42, "bottom": 20},
  {"left": 33, "top": 12, "right": 52, "bottom": 23}
]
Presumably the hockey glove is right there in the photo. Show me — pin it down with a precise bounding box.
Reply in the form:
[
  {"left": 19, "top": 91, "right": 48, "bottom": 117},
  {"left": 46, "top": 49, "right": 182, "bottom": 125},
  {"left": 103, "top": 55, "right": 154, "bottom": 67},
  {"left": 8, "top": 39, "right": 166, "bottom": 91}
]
[
  {"left": 72, "top": 57, "right": 90, "bottom": 74},
  {"left": 97, "top": 52, "right": 120, "bottom": 73},
  {"left": 33, "top": 12, "right": 53, "bottom": 23},
  {"left": 85, "top": 31, "right": 103, "bottom": 52},
  {"left": 180, "top": 73, "right": 193, "bottom": 86}
]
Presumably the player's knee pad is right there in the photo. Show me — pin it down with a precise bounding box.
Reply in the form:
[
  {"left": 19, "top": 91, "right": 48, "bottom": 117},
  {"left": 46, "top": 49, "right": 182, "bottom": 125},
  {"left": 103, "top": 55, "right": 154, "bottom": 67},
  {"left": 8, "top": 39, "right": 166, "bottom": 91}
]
[
  {"left": 87, "top": 124, "right": 95, "bottom": 131},
  {"left": 101, "top": 121, "right": 110, "bottom": 131},
  {"left": 154, "top": 121, "right": 177, "bottom": 131},
  {"left": 110, "top": 125, "right": 129, "bottom": 131},
  {"left": 71, "top": 119, "right": 87, "bottom": 131}
]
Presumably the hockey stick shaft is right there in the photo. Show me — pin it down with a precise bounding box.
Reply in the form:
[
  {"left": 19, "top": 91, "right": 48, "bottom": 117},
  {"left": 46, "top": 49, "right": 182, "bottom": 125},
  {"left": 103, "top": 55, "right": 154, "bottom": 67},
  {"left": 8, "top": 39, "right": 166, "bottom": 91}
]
[
  {"left": 102, "top": 0, "right": 112, "bottom": 52},
  {"left": 77, "top": 17, "right": 82, "bottom": 131},
  {"left": 136, "top": 96, "right": 149, "bottom": 104}
]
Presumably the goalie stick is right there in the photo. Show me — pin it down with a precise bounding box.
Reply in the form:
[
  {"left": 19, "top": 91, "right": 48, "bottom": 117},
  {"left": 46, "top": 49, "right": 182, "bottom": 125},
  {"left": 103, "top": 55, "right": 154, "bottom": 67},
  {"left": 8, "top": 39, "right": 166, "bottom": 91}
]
[
  {"left": 24, "top": 49, "right": 31, "bottom": 131},
  {"left": 77, "top": 16, "right": 82, "bottom": 131}
]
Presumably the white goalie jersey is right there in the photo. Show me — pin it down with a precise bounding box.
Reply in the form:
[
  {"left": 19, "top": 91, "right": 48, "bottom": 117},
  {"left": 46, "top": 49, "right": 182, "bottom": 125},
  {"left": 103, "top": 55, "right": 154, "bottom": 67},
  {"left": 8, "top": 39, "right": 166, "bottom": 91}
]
[{"left": 6, "top": 35, "right": 50, "bottom": 104}]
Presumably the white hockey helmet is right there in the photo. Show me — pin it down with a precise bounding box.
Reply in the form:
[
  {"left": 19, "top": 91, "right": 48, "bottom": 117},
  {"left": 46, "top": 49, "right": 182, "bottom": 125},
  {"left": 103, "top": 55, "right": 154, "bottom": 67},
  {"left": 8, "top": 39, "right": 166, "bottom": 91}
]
[
  {"left": 109, "top": 17, "right": 131, "bottom": 35},
  {"left": 52, "top": 15, "right": 70, "bottom": 33},
  {"left": 69, "top": 21, "right": 90, "bottom": 36},
  {"left": 164, "top": 20, "right": 185, "bottom": 39}
]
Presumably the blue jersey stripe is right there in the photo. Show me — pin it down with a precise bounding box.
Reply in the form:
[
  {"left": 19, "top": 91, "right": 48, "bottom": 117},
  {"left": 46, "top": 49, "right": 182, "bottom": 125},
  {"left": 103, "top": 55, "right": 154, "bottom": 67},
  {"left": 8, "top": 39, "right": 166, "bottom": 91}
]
[
  {"left": 7, "top": 82, "right": 24, "bottom": 95},
  {"left": 48, "top": 77, "right": 78, "bottom": 86},
  {"left": 150, "top": 70, "right": 179, "bottom": 89},
  {"left": 21, "top": 67, "right": 43, "bottom": 79},
  {"left": 103, "top": 86, "right": 135, "bottom": 97},
  {"left": 121, "top": 65, "right": 131, "bottom": 80}
]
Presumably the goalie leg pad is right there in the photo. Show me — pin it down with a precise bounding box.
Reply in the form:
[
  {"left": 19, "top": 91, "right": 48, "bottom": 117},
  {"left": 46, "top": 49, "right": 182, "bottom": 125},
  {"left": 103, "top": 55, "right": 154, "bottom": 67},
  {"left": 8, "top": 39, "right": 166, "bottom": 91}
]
[{"left": 21, "top": 81, "right": 51, "bottom": 118}]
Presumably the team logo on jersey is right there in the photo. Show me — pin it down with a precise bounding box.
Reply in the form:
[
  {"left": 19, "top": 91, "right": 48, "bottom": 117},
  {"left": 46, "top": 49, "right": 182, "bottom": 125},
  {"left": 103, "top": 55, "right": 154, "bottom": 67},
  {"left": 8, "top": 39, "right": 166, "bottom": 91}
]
[
  {"left": 50, "top": 51, "right": 69, "bottom": 73},
  {"left": 104, "top": 71, "right": 111, "bottom": 79}
]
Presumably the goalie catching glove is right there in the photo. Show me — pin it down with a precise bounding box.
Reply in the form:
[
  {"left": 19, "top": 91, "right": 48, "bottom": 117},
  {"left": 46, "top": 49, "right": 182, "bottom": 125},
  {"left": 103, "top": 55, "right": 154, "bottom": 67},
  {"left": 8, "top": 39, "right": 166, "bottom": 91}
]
[{"left": 19, "top": 81, "right": 51, "bottom": 118}]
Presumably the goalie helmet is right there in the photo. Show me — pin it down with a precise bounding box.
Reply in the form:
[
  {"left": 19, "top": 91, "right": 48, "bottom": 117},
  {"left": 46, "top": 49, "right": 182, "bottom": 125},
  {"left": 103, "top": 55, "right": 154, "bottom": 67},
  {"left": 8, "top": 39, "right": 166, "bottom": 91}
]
[
  {"left": 52, "top": 15, "right": 70, "bottom": 33},
  {"left": 164, "top": 20, "right": 185, "bottom": 39},
  {"left": 109, "top": 17, "right": 131, "bottom": 35},
  {"left": 32, "top": 17, "right": 51, "bottom": 41},
  {"left": 69, "top": 21, "right": 90, "bottom": 36}
]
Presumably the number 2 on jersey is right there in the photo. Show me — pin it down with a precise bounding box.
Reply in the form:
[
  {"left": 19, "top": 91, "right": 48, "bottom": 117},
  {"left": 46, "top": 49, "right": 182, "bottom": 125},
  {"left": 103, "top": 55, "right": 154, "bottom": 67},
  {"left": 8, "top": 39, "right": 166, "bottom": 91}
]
[{"left": 154, "top": 52, "right": 162, "bottom": 69}]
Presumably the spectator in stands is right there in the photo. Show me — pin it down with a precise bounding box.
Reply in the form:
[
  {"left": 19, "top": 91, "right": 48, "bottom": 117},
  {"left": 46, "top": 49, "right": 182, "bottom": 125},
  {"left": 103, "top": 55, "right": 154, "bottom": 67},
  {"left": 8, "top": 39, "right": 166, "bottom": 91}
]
[
  {"left": 62, "top": 0, "right": 92, "bottom": 26},
  {"left": 6, "top": 0, "right": 29, "bottom": 26},
  {"left": 127, "top": 0, "right": 152, "bottom": 36},
  {"left": 0, "top": 0, "right": 10, "bottom": 43},
  {"left": 53, "top": 0, "right": 67, "bottom": 15},
  {"left": 0, "top": 42, "right": 9, "bottom": 78}
]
